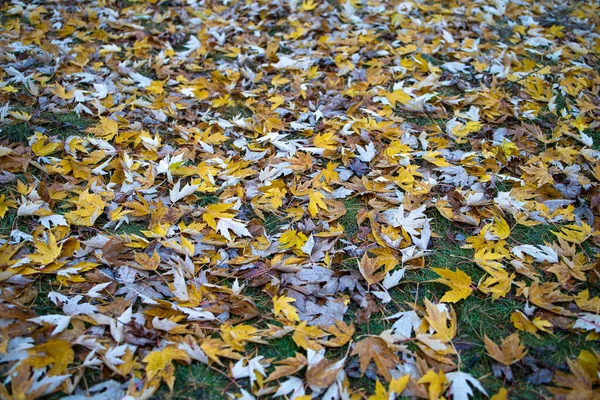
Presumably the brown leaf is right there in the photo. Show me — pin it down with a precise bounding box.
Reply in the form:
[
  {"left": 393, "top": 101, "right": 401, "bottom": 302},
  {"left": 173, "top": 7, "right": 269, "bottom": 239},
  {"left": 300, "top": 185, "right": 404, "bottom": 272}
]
[{"left": 351, "top": 336, "right": 400, "bottom": 381}]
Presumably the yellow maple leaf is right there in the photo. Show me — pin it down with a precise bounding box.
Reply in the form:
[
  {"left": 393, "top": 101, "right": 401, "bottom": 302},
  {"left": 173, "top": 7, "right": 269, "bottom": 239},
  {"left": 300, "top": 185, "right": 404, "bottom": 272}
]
[
  {"left": 279, "top": 229, "right": 308, "bottom": 250},
  {"left": 0, "top": 194, "right": 16, "bottom": 219},
  {"left": 433, "top": 267, "right": 473, "bottom": 302},
  {"left": 28, "top": 340, "right": 74, "bottom": 376},
  {"left": 87, "top": 116, "right": 119, "bottom": 141},
  {"left": 308, "top": 190, "right": 328, "bottom": 217},
  {"left": 386, "top": 89, "right": 411, "bottom": 107},
  {"left": 301, "top": 0, "right": 318, "bottom": 11},
  {"left": 314, "top": 131, "right": 338, "bottom": 151},
  {"left": 64, "top": 191, "right": 105, "bottom": 226},
  {"left": 143, "top": 345, "right": 190, "bottom": 390},
  {"left": 552, "top": 223, "right": 592, "bottom": 244},
  {"left": 418, "top": 369, "right": 448, "bottom": 400},
  {"left": 220, "top": 323, "right": 266, "bottom": 351},
  {"left": 489, "top": 217, "right": 511, "bottom": 239},
  {"left": 491, "top": 388, "right": 508, "bottom": 400},
  {"left": 29, "top": 231, "right": 63, "bottom": 266},
  {"left": 200, "top": 338, "right": 242, "bottom": 366},
  {"left": 31, "top": 133, "right": 60, "bottom": 156},
  {"left": 202, "top": 203, "right": 235, "bottom": 229},
  {"left": 273, "top": 295, "right": 300, "bottom": 322},
  {"left": 292, "top": 321, "right": 326, "bottom": 350},
  {"left": 423, "top": 298, "right": 457, "bottom": 342},
  {"left": 423, "top": 151, "right": 450, "bottom": 167}
]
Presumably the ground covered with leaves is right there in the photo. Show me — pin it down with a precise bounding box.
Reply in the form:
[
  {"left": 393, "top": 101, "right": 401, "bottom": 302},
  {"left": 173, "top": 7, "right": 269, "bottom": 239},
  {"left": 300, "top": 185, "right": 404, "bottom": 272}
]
[{"left": 0, "top": 0, "right": 600, "bottom": 398}]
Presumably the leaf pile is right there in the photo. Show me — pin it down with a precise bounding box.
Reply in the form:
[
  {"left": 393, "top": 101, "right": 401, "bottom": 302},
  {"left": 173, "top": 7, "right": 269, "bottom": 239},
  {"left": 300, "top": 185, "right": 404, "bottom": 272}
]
[{"left": 0, "top": 0, "right": 600, "bottom": 398}]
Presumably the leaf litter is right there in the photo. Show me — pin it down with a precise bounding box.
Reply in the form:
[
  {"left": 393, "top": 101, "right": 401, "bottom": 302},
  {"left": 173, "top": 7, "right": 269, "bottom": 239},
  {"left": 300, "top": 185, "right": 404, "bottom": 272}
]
[{"left": 0, "top": 0, "right": 600, "bottom": 398}]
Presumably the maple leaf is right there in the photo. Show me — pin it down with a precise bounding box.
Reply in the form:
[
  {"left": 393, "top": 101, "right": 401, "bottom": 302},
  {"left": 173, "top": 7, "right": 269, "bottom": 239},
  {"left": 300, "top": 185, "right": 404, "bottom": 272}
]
[
  {"left": 200, "top": 338, "right": 242, "bottom": 366},
  {"left": 308, "top": 190, "right": 328, "bottom": 217},
  {"left": 358, "top": 252, "right": 389, "bottom": 286},
  {"left": 202, "top": 203, "right": 235, "bottom": 229},
  {"left": 552, "top": 223, "right": 592, "bottom": 244},
  {"left": 169, "top": 180, "right": 199, "bottom": 204},
  {"left": 386, "top": 89, "right": 411, "bottom": 107},
  {"left": 28, "top": 340, "right": 74, "bottom": 376},
  {"left": 418, "top": 370, "right": 449, "bottom": 400},
  {"left": 432, "top": 267, "right": 473, "bottom": 303},
  {"left": 510, "top": 311, "right": 553, "bottom": 338},
  {"left": 351, "top": 336, "right": 400, "bottom": 382},
  {"left": 369, "top": 376, "right": 410, "bottom": 400},
  {"left": 143, "top": 345, "right": 190, "bottom": 390},
  {"left": 292, "top": 322, "right": 326, "bottom": 351},
  {"left": 265, "top": 353, "right": 307, "bottom": 383},
  {"left": 423, "top": 298, "right": 457, "bottom": 343},
  {"left": 321, "top": 320, "right": 355, "bottom": 347},
  {"left": 446, "top": 371, "right": 488, "bottom": 400},
  {"left": 273, "top": 295, "right": 300, "bottom": 322},
  {"left": 549, "top": 357, "right": 600, "bottom": 399},
  {"left": 64, "top": 191, "right": 104, "bottom": 226},
  {"left": 216, "top": 218, "right": 251, "bottom": 241},
  {"left": 484, "top": 333, "right": 527, "bottom": 366},
  {"left": 231, "top": 356, "right": 269, "bottom": 388},
  {"left": 573, "top": 313, "right": 600, "bottom": 333},
  {"left": 29, "top": 231, "right": 62, "bottom": 266},
  {"left": 87, "top": 116, "right": 119, "bottom": 141}
]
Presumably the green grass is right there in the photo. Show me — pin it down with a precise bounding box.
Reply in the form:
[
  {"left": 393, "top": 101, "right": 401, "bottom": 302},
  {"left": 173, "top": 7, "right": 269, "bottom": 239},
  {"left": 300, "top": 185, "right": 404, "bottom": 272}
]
[
  {"left": 221, "top": 104, "right": 252, "bottom": 119},
  {"left": 262, "top": 212, "right": 287, "bottom": 236},
  {"left": 196, "top": 194, "right": 220, "bottom": 207},
  {"left": 509, "top": 222, "right": 555, "bottom": 246},
  {"left": 253, "top": 335, "right": 298, "bottom": 360},
  {"left": 115, "top": 221, "right": 147, "bottom": 236},
  {"left": 1, "top": 123, "right": 33, "bottom": 144},
  {"left": 0, "top": 112, "right": 93, "bottom": 145},
  {"left": 0, "top": 210, "right": 17, "bottom": 236},
  {"left": 39, "top": 111, "right": 94, "bottom": 139},
  {"left": 30, "top": 275, "right": 62, "bottom": 316},
  {"left": 339, "top": 197, "right": 362, "bottom": 238}
]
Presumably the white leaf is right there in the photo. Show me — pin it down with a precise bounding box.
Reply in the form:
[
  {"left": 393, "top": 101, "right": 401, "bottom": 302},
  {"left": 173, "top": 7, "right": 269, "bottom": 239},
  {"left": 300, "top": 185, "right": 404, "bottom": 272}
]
[
  {"left": 169, "top": 180, "right": 199, "bottom": 204},
  {"left": 372, "top": 290, "right": 392, "bottom": 304},
  {"left": 104, "top": 344, "right": 128, "bottom": 367},
  {"left": 39, "top": 214, "right": 68, "bottom": 228},
  {"left": 389, "top": 310, "right": 421, "bottom": 339},
  {"left": 28, "top": 374, "right": 70, "bottom": 397},
  {"left": 17, "top": 199, "right": 43, "bottom": 216},
  {"left": 382, "top": 268, "right": 406, "bottom": 290},
  {"left": 442, "top": 29, "right": 455, "bottom": 43},
  {"left": 110, "top": 305, "right": 132, "bottom": 344},
  {"left": 28, "top": 315, "right": 71, "bottom": 336},
  {"left": 446, "top": 371, "right": 488, "bottom": 400},
  {"left": 273, "top": 376, "right": 305, "bottom": 398},
  {"left": 442, "top": 62, "right": 470, "bottom": 73},
  {"left": 512, "top": 245, "right": 558, "bottom": 263},
  {"left": 231, "top": 356, "right": 269, "bottom": 387},
  {"left": 382, "top": 205, "right": 427, "bottom": 239},
  {"left": 178, "top": 341, "right": 209, "bottom": 364},
  {"left": 413, "top": 218, "right": 431, "bottom": 250},
  {"left": 172, "top": 267, "right": 189, "bottom": 301},
  {"left": 301, "top": 235, "right": 315, "bottom": 255},
  {"left": 356, "top": 142, "right": 376, "bottom": 162},
  {"left": 152, "top": 317, "right": 180, "bottom": 332},
  {"left": 216, "top": 218, "right": 251, "bottom": 241},
  {"left": 63, "top": 295, "right": 97, "bottom": 316},
  {"left": 573, "top": 313, "right": 600, "bottom": 333},
  {"left": 87, "top": 282, "right": 111, "bottom": 299}
]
